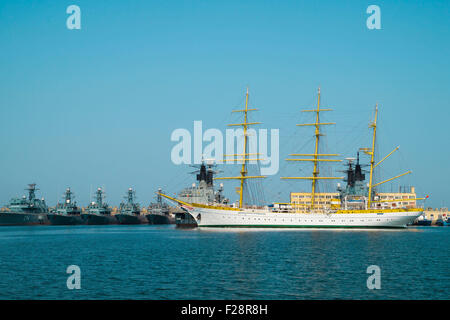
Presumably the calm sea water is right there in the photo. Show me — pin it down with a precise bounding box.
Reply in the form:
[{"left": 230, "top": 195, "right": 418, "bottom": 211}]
[{"left": 0, "top": 225, "right": 448, "bottom": 300}]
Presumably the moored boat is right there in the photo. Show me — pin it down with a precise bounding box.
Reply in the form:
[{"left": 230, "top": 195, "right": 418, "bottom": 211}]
[
  {"left": 48, "top": 188, "right": 84, "bottom": 225},
  {"left": 0, "top": 184, "right": 49, "bottom": 226},
  {"left": 174, "top": 160, "right": 228, "bottom": 228},
  {"left": 115, "top": 188, "right": 147, "bottom": 224},
  {"left": 414, "top": 214, "right": 432, "bottom": 226},
  {"left": 81, "top": 187, "right": 116, "bottom": 225},
  {"left": 435, "top": 218, "right": 450, "bottom": 226},
  {"left": 147, "top": 189, "right": 173, "bottom": 225}
]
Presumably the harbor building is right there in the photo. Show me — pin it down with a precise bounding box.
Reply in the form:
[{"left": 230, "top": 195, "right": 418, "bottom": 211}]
[{"left": 424, "top": 208, "right": 448, "bottom": 222}]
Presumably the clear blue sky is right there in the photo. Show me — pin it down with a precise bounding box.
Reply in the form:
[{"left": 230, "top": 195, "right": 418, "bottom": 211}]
[{"left": 0, "top": 0, "right": 448, "bottom": 207}]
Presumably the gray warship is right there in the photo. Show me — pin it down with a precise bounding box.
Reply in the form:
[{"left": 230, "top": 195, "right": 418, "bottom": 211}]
[
  {"left": 116, "top": 188, "right": 146, "bottom": 224},
  {"left": 147, "top": 189, "right": 172, "bottom": 224},
  {"left": 0, "top": 184, "right": 49, "bottom": 226},
  {"left": 81, "top": 187, "right": 116, "bottom": 225},
  {"left": 174, "top": 161, "right": 228, "bottom": 227},
  {"left": 47, "top": 188, "right": 83, "bottom": 225}
]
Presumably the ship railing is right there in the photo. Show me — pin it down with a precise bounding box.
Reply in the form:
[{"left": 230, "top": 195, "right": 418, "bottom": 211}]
[{"left": 241, "top": 205, "right": 266, "bottom": 210}]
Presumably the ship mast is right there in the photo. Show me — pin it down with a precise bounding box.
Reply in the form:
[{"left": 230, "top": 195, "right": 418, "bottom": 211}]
[
  {"left": 216, "top": 88, "right": 266, "bottom": 208},
  {"left": 362, "top": 104, "right": 412, "bottom": 208},
  {"left": 366, "top": 104, "right": 378, "bottom": 208},
  {"left": 26, "top": 184, "right": 37, "bottom": 201},
  {"left": 64, "top": 188, "right": 73, "bottom": 203},
  {"left": 310, "top": 88, "right": 323, "bottom": 207},
  {"left": 127, "top": 188, "right": 134, "bottom": 204},
  {"left": 96, "top": 188, "right": 103, "bottom": 206},
  {"left": 281, "top": 88, "right": 342, "bottom": 209}
]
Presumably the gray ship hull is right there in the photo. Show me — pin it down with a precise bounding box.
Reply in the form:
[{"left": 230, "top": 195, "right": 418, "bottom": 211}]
[
  {"left": 415, "top": 219, "right": 432, "bottom": 226},
  {"left": 81, "top": 213, "right": 117, "bottom": 225},
  {"left": 116, "top": 214, "right": 147, "bottom": 225},
  {"left": 174, "top": 211, "right": 197, "bottom": 228},
  {"left": 0, "top": 212, "right": 49, "bottom": 226},
  {"left": 48, "top": 213, "right": 84, "bottom": 225},
  {"left": 146, "top": 214, "right": 171, "bottom": 225}
]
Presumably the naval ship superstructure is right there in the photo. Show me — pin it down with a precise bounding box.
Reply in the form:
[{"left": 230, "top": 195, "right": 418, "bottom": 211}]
[
  {"left": 48, "top": 188, "right": 83, "bottom": 225},
  {"left": 159, "top": 88, "right": 424, "bottom": 228},
  {"left": 0, "top": 184, "right": 49, "bottom": 226},
  {"left": 173, "top": 161, "right": 228, "bottom": 227},
  {"left": 177, "top": 161, "right": 226, "bottom": 204},
  {"left": 81, "top": 187, "right": 116, "bottom": 225},
  {"left": 116, "top": 188, "right": 146, "bottom": 224},
  {"left": 337, "top": 152, "right": 370, "bottom": 210}
]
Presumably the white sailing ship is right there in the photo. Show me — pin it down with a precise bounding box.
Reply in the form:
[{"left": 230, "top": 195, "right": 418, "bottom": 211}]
[{"left": 161, "top": 88, "right": 423, "bottom": 228}]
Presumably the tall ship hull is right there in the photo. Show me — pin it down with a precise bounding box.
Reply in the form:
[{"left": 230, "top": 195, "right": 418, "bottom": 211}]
[
  {"left": 0, "top": 212, "right": 49, "bottom": 226},
  {"left": 116, "top": 214, "right": 147, "bottom": 225},
  {"left": 182, "top": 205, "right": 423, "bottom": 229},
  {"left": 81, "top": 213, "right": 117, "bottom": 225},
  {"left": 47, "top": 214, "right": 84, "bottom": 225}
]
